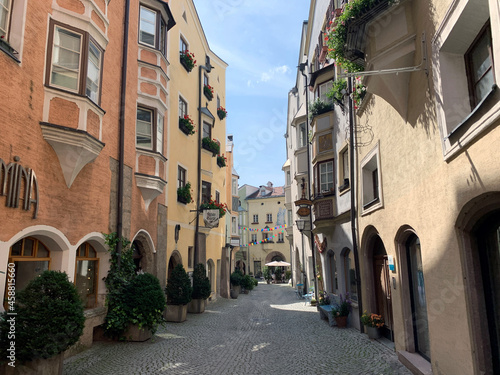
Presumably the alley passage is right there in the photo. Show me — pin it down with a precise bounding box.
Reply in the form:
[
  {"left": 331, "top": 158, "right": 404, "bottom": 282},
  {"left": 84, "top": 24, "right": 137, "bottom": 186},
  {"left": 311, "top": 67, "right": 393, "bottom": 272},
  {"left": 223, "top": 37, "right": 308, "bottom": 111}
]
[{"left": 63, "top": 283, "right": 411, "bottom": 375}]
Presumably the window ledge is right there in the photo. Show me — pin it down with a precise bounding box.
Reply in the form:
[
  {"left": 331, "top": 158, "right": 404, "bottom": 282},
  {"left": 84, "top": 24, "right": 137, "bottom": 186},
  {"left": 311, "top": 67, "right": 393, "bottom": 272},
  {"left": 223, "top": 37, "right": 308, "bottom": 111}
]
[{"left": 0, "top": 39, "right": 20, "bottom": 63}]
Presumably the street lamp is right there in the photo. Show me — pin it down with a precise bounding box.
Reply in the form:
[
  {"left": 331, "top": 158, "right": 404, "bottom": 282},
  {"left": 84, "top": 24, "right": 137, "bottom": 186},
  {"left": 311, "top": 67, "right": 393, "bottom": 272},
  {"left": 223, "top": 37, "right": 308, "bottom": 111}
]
[{"left": 296, "top": 219, "right": 307, "bottom": 293}]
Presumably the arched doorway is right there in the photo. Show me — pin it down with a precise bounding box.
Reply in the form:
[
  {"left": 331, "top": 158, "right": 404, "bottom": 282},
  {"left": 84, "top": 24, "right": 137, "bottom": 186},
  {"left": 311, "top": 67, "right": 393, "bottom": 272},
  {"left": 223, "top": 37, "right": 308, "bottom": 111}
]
[
  {"left": 167, "top": 250, "right": 182, "bottom": 281},
  {"left": 235, "top": 259, "right": 246, "bottom": 275},
  {"left": 326, "top": 249, "right": 337, "bottom": 294},
  {"left": 207, "top": 259, "right": 215, "bottom": 297}
]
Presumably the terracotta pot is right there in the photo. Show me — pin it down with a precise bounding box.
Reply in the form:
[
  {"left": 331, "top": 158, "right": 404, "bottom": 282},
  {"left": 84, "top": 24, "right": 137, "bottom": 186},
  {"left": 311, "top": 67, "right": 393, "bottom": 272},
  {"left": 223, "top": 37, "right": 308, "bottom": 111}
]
[
  {"left": 335, "top": 315, "right": 348, "bottom": 328},
  {"left": 366, "top": 326, "right": 381, "bottom": 339}
]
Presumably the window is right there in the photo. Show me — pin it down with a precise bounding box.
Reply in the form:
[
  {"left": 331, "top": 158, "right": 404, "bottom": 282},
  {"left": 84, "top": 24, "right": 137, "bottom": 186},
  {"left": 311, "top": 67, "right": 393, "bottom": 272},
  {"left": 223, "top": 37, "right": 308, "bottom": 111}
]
[
  {"left": 316, "top": 160, "right": 334, "bottom": 194},
  {"left": 217, "top": 96, "right": 220, "bottom": 109},
  {"left": 47, "top": 21, "right": 104, "bottom": 103},
  {"left": 287, "top": 210, "right": 292, "bottom": 226},
  {"left": 178, "top": 166, "right": 186, "bottom": 188},
  {"left": 286, "top": 171, "right": 291, "bottom": 186},
  {"left": 344, "top": 249, "right": 357, "bottom": 302},
  {"left": 252, "top": 214, "right": 258, "bottom": 224},
  {"left": 262, "top": 232, "right": 270, "bottom": 242},
  {"left": 298, "top": 122, "right": 307, "bottom": 147},
  {"left": 136, "top": 106, "right": 164, "bottom": 153},
  {"left": 266, "top": 213, "right": 272, "bottom": 223},
  {"left": 251, "top": 234, "right": 257, "bottom": 243},
  {"left": 341, "top": 148, "right": 349, "bottom": 181},
  {"left": 201, "top": 181, "right": 211, "bottom": 203},
  {"left": 203, "top": 121, "right": 212, "bottom": 139},
  {"left": 188, "top": 246, "right": 193, "bottom": 268},
  {"left": 231, "top": 216, "right": 237, "bottom": 234},
  {"left": 232, "top": 178, "right": 238, "bottom": 196},
  {"left": 0, "top": 0, "right": 11, "bottom": 39},
  {"left": 317, "top": 80, "right": 333, "bottom": 102},
  {"left": 139, "top": 5, "right": 167, "bottom": 55},
  {"left": 6, "top": 238, "right": 50, "bottom": 301},
  {"left": 465, "top": 24, "right": 494, "bottom": 108},
  {"left": 179, "top": 96, "right": 187, "bottom": 118},
  {"left": 361, "top": 144, "right": 382, "bottom": 211},
  {"left": 278, "top": 232, "right": 284, "bottom": 243},
  {"left": 75, "top": 243, "right": 99, "bottom": 309},
  {"left": 215, "top": 190, "right": 220, "bottom": 203},
  {"left": 204, "top": 73, "right": 209, "bottom": 86}
]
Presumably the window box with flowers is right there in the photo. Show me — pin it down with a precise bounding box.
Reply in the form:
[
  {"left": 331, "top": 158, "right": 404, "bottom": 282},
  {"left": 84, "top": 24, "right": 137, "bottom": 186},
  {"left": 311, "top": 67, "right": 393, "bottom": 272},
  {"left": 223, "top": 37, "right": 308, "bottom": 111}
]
[
  {"left": 202, "top": 137, "right": 220, "bottom": 157},
  {"left": 328, "top": 78, "right": 367, "bottom": 109},
  {"left": 180, "top": 50, "right": 196, "bottom": 72},
  {"left": 200, "top": 200, "right": 228, "bottom": 218},
  {"left": 203, "top": 84, "right": 214, "bottom": 101},
  {"left": 179, "top": 115, "right": 195, "bottom": 135},
  {"left": 309, "top": 98, "right": 333, "bottom": 120},
  {"left": 217, "top": 154, "right": 227, "bottom": 168},
  {"left": 217, "top": 107, "right": 227, "bottom": 120},
  {"left": 177, "top": 182, "right": 193, "bottom": 204}
]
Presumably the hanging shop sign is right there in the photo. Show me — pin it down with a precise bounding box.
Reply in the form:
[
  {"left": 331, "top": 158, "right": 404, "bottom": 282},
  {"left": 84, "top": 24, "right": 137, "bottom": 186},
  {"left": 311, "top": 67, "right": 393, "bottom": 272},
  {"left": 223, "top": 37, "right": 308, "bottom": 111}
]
[
  {"left": 203, "top": 209, "right": 219, "bottom": 228},
  {"left": 0, "top": 156, "right": 39, "bottom": 218}
]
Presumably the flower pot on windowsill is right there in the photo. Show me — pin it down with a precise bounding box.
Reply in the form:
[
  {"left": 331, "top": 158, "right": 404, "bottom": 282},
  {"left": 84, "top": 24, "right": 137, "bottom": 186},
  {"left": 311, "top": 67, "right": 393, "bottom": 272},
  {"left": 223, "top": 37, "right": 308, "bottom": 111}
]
[
  {"left": 179, "top": 122, "right": 192, "bottom": 135},
  {"left": 203, "top": 85, "right": 214, "bottom": 101},
  {"left": 217, "top": 156, "right": 226, "bottom": 168},
  {"left": 177, "top": 194, "right": 189, "bottom": 204},
  {"left": 217, "top": 108, "right": 227, "bottom": 120}
]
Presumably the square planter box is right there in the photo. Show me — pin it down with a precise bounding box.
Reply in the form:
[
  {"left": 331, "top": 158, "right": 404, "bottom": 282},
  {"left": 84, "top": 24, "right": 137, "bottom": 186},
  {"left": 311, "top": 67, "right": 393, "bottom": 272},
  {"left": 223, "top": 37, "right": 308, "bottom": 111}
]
[
  {"left": 122, "top": 324, "right": 152, "bottom": 342},
  {"left": 165, "top": 304, "right": 187, "bottom": 323},
  {"left": 187, "top": 298, "right": 206, "bottom": 314}
]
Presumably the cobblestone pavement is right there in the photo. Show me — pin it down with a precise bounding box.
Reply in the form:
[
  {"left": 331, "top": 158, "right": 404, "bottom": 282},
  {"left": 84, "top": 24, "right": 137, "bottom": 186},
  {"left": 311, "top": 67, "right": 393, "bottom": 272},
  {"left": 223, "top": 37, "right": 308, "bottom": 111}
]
[{"left": 63, "top": 283, "right": 412, "bottom": 375}]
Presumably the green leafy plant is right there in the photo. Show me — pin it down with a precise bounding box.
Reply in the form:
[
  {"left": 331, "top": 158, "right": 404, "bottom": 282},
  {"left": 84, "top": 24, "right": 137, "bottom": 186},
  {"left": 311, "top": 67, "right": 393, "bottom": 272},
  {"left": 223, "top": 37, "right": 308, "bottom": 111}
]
[
  {"left": 202, "top": 137, "right": 220, "bottom": 156},
  {"left": 179, "top": 115, "right": 195, "bottom": 135},
  {"left": 230, "top": 270, "right": 243, "bottom": 286},
  {"left": 192, "top": 263, "right": 211, "bottom": 300},
  {"left": 361, "top": 311, "right": 384, "bottom": 328},
  {"left": 309, "top": 98, "right": 333, "bottom": 119},
  {"left": 200, "top": 199, "right": 228, "bottom": 218},
  {"left": 180, "top": 50, "right": 196, "bottom": 72},
  {"left": 177, "top": 182, "right": 193, "bottom": 204},
  {"left": 262, "top": 266, "right": 272, "bottom": 281},
  {"left": 328, "top": 79, "right": 348, "bottom": 104},
  {"left": 217, "top": 106, "right": 227, "bottom": 120},
  {"left": 124, "top": 273, "right": 166, "bottom": 333},
  {"left": 241, "top": 274, "right": 255, "bottom": 291},
  {"left": 0, "top": 271, "right": 84, "bottom": 363},
  {"left": 331, "top": 293, "right": 352, "bottom": 317},
  {"left": 165, "top": 264, "right": 192, "bottom": 305},
  {"left": 203, "top": 84, "right": 214, "bottom": 100},
  {"left": 217, "top": 154, "right": 227, "bottom": 167}
]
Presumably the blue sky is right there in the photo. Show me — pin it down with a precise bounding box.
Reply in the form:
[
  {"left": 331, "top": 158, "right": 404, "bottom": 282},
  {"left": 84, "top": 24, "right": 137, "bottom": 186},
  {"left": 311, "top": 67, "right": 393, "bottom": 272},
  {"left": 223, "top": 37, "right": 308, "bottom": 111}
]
[{"left": 192, "top": 0, "right": 310, "bottom": 187}]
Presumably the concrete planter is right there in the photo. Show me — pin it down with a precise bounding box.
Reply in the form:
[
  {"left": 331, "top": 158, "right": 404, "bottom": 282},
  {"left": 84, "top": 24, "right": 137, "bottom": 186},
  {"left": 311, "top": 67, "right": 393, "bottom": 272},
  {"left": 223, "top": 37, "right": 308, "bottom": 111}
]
[
  {"left": 366, "top": 326, "right": 381, "bottom": 339},
  {"left": 122, "top": 324, "right": 152, "bottom": 342},
  {"left": 165, "top": 304, "right": 188, "bottom": 323},
  {"left": 230, "top": 289, "right": 239, "bottom": 299},
  {"left": 187, "top": 298, "right": 206, "bottom": 314},
  {"left": 231, "top": 285, "right": 241, "bottom": 295},
  {"left": 1, "top": 353, "right": 63, "bottom": 375}
]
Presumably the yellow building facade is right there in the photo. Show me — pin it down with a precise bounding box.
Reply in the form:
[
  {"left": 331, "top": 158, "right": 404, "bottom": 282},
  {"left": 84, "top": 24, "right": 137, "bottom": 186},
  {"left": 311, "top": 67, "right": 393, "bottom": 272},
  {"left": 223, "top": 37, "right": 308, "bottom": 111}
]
[{"left": 165, "top": 0, "right": 228, "bottom": 296}]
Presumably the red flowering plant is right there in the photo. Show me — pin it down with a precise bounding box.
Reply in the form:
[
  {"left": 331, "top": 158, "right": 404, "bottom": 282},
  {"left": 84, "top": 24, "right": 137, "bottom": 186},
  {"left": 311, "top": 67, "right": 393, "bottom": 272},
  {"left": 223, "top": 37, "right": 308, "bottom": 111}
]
[
  {"left": 200, "top": 199, "right": 228, "bottom": 218},
  {"left": 217, "top": 153, "right": 227, "bottom": 167},
  {"left": 179, "top": 114, "right": 195, "bottom": 135},
  {"left": 203, "top": 84, "right": 214, "bottom": 100},
  {"left": 328, "top": 77, "right": 366, "bottom": 110},
  {"left": 217, "top": 106, "right": 227, "bottom": 120},
  {"left": 180, "top": 49, "right": 196, "bottom": 72},
  {"left": 202, "top": 137, "right": 220, "bottom": 156}
]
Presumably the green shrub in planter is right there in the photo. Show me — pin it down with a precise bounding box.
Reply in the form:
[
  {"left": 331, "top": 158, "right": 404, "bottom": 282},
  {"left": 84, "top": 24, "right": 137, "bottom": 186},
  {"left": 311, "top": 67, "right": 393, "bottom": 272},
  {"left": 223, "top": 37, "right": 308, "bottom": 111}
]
[
  {"left": 192, "top": 263, "right": 211, "bottom": 300},
  {"left": 230, "top": 270, "right": 243, "bottom": 287},
  {"left": 165, "top": 264, "right": 192, "bottom": 305},
  {"left": 0, "top": 271, "right": 84, "bottom": 363},
  {"left": 252, "top": 278, "right": 259, "bottom": 287},
  {"left": 124, "top": 273, "right": 166, "bottom": 333},
  {"left": 241, "top": 274, "right": 254, "bottom": 291}
]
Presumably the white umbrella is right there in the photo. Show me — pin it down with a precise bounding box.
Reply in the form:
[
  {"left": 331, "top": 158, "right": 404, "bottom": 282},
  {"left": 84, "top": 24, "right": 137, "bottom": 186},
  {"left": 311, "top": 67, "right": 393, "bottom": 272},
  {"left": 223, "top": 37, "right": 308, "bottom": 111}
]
[{"left": 265, "top": 261, "right": 291, "bottom": 267}]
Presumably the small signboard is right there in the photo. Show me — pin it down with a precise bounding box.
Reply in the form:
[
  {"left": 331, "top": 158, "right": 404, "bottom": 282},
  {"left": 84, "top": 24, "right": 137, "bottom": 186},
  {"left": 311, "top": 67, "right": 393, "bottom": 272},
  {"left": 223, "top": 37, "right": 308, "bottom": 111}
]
[
  {"left": 203, "top": 209, "right": 220, "bottom": 228},
  {"left": 388, "top": 255, "right": 395, "bottom": 272}
]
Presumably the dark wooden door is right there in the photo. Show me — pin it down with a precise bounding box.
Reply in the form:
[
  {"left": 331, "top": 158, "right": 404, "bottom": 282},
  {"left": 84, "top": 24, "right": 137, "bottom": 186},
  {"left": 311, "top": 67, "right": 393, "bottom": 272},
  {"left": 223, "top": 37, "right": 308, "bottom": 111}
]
[{"left": 374, "top": 255, "right": 393, "bottom": 340}]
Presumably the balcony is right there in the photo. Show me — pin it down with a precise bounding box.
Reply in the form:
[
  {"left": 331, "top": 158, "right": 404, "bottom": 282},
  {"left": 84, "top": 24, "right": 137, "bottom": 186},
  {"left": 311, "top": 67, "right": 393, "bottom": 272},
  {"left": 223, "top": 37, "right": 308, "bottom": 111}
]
[{"left": 312, "top": 193, "right": 337, "bottom": 226}]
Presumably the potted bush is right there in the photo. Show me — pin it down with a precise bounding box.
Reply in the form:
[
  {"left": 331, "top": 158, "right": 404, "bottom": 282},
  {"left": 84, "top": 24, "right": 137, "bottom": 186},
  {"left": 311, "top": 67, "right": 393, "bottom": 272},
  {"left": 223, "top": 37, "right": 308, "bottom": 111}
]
[
  {"left": 262, "top": 266, "right": 272, "bottom": 284},
  {"left": 230, "top": 270, "right": 243, "bottom": 298},
  {"left": 188, "top": 263, "right": 211, "bottom": 314},
  {"left": 165, "top": 264, "right": 192, "bottom": 322},
  {"left": 180, "top": 50, "right": 196, "bottom": 72},
  {"left": 241, "top": 274, "right": 254, "bottom": 294},
  {"left": 331, "top": 293, "right": 352, "bottom": 328},
  {"left": 0, "top": 271, "right": 84, "bottom": 374},
  {"left": 203, "top": 84, "right": 214, "bottom": 100},
  {"left": 309, "top": 98, "right": 333, "bottom": 119},
  {"left": 177, "top": 182, "right": 193, "bottom": 204},
  {"left": 361, "top": 311, "right": 384, "bottom": 339},
  {"left": 202, "top": 137, "right": 220, "bottom": 156},
  {"left": 121, "top": 273, "right": 166, "bottom": 341},
  {"left": 217, "top": 106, "right": 227, "bottom": 120},
  {"left": 179, "top": 115, "right": 195, "bottom": 135}
]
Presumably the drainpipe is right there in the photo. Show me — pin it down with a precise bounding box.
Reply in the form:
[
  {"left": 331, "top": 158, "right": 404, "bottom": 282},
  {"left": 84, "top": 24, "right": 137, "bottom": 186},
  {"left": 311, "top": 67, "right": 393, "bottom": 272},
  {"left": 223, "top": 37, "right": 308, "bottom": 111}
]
[
  {"left": 348, "top": 76, "right": 364, "bottom": 331},
  {"left": 116, "top": 0, "right": 130, "bottom": 265},
  {"left": 194, "top": 58, "right": 213, "bottom": 265}
]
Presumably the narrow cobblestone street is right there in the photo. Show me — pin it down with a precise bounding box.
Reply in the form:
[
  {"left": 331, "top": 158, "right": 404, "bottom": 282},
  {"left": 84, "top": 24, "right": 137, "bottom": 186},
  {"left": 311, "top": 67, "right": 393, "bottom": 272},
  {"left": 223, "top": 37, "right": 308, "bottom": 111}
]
[{"left": 63, "top": 283, "right": 412, "bottom": 375}]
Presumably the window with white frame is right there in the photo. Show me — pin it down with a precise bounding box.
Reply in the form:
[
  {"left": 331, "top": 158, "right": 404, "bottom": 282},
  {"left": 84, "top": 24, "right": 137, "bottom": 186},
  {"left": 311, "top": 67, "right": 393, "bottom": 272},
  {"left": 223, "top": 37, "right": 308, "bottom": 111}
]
[
  {"left": 266, "top": 213, "right": 272, "bottom": 223},
  {"left": 136, "top": 106, "right": 164, "bottom": 153},
  {"left": 251, "top": 234, "right": 257, "bottom": 243},
  {"left": 252, "top": 214, "right": 258, "bottom": 224},
  {"left": 215, "top": 190, "right": 220, "bottom": 203},
  {"left": 47, "top": 21, "right": 104, "bottom": 103},
  {"left": 278, "top": 232, "right": 284, "bottom": 243},
  {"left": 179, "top": 96, "right": 187, "bottom": 118},
  {"left": 202, "top": 121, "right": 211, "bottom": 139},
  {"left": 0, "top": 0, "right": 28, "bottom": 61},
  {"left": 287, "top": 210, "right": 292, "bottom": 226},
  {"left": 286, "top": 171, "right": 291, "bottom": 186},
  {"left": 317, "top": 80, "right": 333, "bottom": 102},
  {"left": 201, "top": 181, "right": 211, "bottom": 203},
  {"left": 298, "top": 122, "right": 307, "bottom": 147},
  {"left": 139, "top": 5, "right": 167, "bottom": 55},
  {"left": 316, "top": 160, "right": 334, "bottom": 194},
  {"left": 232, "top": 178, "right": 238, "bottom": 196},
  {"left": 361, "top": 143, "right": 382, "bottom": 211},
  {"left": 231, "top": 216, "right": 237, "bottom": 234},
  {"left": 0, "top": 0, "right": 11, "bottom": 39},
  {"left": 180, "top": 37, "right": 187, "bottom": 53},
  {"left": 178, "top": 166, "right": 186, "bottom": 188},
  {"left": 432, "top": 0, "right": 499, "bottom": 157},
  {"left": 344, "top": 249, "right": 357, "bottom": 301}
]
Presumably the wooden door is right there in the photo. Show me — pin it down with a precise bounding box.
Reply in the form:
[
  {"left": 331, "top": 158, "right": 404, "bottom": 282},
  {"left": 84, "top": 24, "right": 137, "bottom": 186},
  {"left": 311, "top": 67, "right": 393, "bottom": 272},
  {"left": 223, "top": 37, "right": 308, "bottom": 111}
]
[{"left": 374, "top": 255, "right": 393, "bottom": 340}]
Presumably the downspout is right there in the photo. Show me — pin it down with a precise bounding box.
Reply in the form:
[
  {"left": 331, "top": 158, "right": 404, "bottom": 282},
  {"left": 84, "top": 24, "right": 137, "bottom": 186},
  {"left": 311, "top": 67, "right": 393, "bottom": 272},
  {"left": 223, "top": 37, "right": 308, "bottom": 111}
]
[
  {"left": 117, "top": 0, "right": 130, "bottom": 265},
  {"left": 348, "top": 76, "right": 364, "bottom": 331},
  {"left": 300, "top": 68, "right": 318, "bottom": 302},
  {"left": 194, "top": 59, "right": 213, "bottom": 264}
]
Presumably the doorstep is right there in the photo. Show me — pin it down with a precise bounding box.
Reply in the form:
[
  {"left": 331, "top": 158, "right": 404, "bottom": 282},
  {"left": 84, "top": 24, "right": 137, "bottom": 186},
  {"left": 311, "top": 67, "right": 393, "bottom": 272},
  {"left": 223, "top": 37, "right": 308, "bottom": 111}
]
[{"left": 397, "top": 350, "right": 433, "bottom": 375}]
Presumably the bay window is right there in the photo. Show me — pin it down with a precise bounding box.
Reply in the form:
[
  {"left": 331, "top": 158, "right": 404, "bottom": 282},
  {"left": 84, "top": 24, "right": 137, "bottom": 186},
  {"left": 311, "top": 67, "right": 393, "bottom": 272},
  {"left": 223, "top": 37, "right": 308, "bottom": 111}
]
[
  {"left": 139, "top": 5, "right": 167, "bottom": 55},
  {"left": 136, "top": 106, "right": 164, "bottom": 154}
]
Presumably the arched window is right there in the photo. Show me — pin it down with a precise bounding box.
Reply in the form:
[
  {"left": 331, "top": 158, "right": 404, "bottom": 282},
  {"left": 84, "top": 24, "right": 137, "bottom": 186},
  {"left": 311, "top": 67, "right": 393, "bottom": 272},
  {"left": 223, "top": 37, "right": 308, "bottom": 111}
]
[
  {"left": 344, "top": 249, "right": 357, "bottom": 301},
  {"left": 9, "top": 237, "right": 51, "bottom": 292},
  {"left": 75, "top": 243, "right": 99, "bottom": 309}
]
